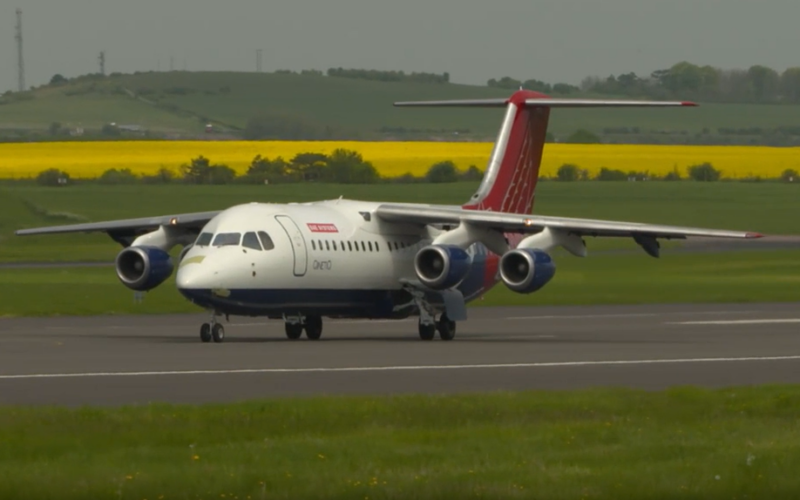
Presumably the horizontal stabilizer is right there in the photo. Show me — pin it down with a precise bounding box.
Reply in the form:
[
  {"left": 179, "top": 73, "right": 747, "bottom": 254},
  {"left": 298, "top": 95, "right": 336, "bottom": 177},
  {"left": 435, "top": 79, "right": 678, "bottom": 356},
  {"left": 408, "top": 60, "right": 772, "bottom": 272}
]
[{"left": 394, "top": 98, "right": 697, "bottom": 108}]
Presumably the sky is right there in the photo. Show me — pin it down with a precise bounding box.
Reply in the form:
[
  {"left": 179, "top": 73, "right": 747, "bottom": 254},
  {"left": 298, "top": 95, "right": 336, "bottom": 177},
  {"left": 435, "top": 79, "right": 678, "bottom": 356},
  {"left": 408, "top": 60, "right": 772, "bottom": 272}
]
[{"left": 3, "top": 0, "right": 800, "bottom": 93}]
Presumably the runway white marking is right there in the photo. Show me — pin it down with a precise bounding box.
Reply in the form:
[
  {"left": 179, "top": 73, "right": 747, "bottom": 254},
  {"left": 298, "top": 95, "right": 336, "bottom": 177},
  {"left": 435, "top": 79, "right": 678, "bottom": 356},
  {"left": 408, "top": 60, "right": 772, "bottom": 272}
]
[
  {"left": 506, "top": 310, "right": 758, "bottom": 321},
  {"left": 1, "top": 355, "right": 799, "bottom": 380},
  {"left": 669, "top": 319, "right": 800, "bottom": 325}
]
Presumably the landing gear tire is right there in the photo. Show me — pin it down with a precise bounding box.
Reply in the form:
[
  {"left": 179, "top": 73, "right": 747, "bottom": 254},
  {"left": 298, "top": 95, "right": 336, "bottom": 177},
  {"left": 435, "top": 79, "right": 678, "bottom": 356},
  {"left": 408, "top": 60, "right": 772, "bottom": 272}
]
[
  {"left": 285, "top": 322, "right": 303, "bottom": 340},
  {"left": 200, "top": 323, "right": 212, "bottom": 343},
  {"left": 304, "top": 315, "right": 323, "bottom": 340},
  {"left": 211, "top": 323, "right": 225, "bottom": 343},
  {"left": 437, "top": 314, "right": 456, "bottom": 341},
  {"left": 418, "top": 321, "right": 436, "bottom": 341}
]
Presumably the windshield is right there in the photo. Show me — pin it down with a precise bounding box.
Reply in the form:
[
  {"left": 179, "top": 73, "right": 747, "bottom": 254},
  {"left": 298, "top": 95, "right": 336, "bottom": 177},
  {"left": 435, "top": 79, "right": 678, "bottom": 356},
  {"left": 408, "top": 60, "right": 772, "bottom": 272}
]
[
  {"left": 258, "top": 231, "right": 275, "bottom": 250},
  {"left": 195, "top": 232, "right": 213, "bottom": 246},
  {"left": 242, "top": 232, "right": 262, "bottom": 250},
  {"left": 212, "top": 232, "right": 241, "bottom": 247}
]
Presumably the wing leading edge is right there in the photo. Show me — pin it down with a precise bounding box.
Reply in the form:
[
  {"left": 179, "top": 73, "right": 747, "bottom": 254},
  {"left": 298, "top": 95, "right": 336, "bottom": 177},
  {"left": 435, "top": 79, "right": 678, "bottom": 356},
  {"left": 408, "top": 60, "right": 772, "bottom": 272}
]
[
  {"left": 15, "top": 210, "right": 220, "bottom": 246},
  {"left": 375, "top": 204, "right": 762, "bottom": 241}
]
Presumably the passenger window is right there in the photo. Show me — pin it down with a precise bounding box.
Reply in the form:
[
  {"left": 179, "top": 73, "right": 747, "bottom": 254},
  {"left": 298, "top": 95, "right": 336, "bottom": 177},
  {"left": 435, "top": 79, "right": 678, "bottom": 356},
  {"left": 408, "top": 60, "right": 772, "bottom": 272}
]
[
  {"left": 332, "top": 241, "right": 337, "bottom": 251},
  {"left": 311, "top": 240, "right": 316, "bottom": 251},
  {"left": 348, "top": 241, "right": 353, "bottom": 251},
  {"left": 368, "top": 241, "right": 373, "bottom": 252},
  {"left": 354, "top": 241, "right": 359, "bottom": 252},
  {"left": 341, "top": 240, "right": 345, "bottom": 251},
  {"left": 375, "top": 241, "right": 380, "bottom": 252},
  {"left": 361, "top": 241, "right": 366, "bottom": 252},
  {"left": 242, "top": 232, "right": 262, "bottom": 251},
  {"left": 325, "top": 240, "right": 330, "bottom": 251},
  {"left": 258, "top": 231, "right": 275, "bottom": 250},
  {"left": 195, "top": 232, "right": 213, "bottom": 247},
  {"left": 212, "top": 232, "right": 241, "bottom": 247}
]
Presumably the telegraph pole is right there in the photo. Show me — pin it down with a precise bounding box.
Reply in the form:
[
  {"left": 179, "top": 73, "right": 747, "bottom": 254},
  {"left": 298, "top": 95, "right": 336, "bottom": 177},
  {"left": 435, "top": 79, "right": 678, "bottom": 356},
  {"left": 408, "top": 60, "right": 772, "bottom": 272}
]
[
  {"left": 15, "top": 8, "right": 25, "bottom": 91},
  {"left": 98, "top": 51, "right": 106, "bottom": 75}
]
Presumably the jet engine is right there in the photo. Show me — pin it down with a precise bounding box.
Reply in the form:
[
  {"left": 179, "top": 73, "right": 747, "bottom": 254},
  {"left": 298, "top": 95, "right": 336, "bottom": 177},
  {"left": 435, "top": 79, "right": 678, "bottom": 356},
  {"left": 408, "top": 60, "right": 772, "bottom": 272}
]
[
  {"left": 115, "top": 246, "right": 174, "bottom": 292},
  {"left": 499, "top": 248, "right": 556, "bottom": 294},
  {"left": 414, "top": 244, "right": 472, "bottom": 290}
]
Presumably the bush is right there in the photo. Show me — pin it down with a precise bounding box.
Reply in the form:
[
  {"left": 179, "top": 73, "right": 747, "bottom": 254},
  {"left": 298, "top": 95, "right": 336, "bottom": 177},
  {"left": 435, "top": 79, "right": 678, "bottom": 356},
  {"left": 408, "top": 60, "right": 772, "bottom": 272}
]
[
  {"left": 688, "top": 162, "right": 721, "bottom": 182},
  {"left": 556, "top": 164, "right": 581, "bottom": 181},
  {"left": 36, "top": 169, "right": 70, "bottom": 186},
  {"left": 180, "top": 156, "right": 237, "bottom": 185},
  {"left": 98, "top": 168, "right": 138, "bottom": 185},
  {"left": 142, "top": 168, "right": 176, "bottom": 184},
  {"left": 324, "top": 149, "right": 380, "bottom": 184},
  {"left": 595, "top": 167, "right": 627, "bottom": 181},
  {"left": 242, "top": 155, "right": 294, "bottom": 184},
  {"left": 781, "top": 169, "right": 798, "bottom": 182},
  {"left": 425, "top": 161, "right": 459, "bottom": 183},
  {"left": 459, "top": 165, "right": 484, "bottom": 181},
  {"left": 663, "top": 167, "right": 683, "bottom": 181}
]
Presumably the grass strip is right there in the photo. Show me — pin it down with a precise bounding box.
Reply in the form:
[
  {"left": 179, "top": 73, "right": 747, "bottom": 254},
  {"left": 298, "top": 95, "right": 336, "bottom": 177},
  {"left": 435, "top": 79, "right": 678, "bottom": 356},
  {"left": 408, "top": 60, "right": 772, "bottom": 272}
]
[{"left": 1, "top": 386, "right": 799, "bottom": 499}]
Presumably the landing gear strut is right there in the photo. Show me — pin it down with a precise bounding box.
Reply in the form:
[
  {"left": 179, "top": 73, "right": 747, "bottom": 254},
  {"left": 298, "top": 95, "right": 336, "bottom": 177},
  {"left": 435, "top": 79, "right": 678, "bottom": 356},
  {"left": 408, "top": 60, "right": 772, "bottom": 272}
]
[{"left": 200, "top": 312, "right": 225, "bottom": 343}]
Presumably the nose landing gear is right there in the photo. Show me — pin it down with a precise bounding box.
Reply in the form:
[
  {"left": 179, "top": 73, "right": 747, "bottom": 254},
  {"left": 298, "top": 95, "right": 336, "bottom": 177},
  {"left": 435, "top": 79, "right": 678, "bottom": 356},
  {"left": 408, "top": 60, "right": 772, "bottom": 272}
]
[{"left": 200, "top": 312, "right": 225, "bottom": 343}]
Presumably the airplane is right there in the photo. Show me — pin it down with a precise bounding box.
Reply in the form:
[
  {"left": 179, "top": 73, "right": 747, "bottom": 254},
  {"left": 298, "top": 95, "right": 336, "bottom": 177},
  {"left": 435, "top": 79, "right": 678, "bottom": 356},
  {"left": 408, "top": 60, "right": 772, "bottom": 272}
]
[{"left": 15, "top": 90, "right": 763, "bottom": 343}]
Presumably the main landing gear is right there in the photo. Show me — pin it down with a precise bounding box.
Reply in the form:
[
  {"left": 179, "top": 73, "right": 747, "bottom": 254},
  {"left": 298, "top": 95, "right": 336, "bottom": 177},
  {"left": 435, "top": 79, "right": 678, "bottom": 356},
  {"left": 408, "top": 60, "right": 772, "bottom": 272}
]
[
  {"left": 284, "top": 315, "right": 323, "bottom": 340},
  {"left": 200, "top": 313, "right": 225, "bottom": 343},
  {"left": 418, "top": 313, "right": 456, "bottom": 341}
]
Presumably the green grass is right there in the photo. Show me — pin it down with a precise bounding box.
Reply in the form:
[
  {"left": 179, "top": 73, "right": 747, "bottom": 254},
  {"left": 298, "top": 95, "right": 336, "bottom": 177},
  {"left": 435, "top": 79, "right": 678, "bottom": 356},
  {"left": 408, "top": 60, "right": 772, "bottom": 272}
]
[
  {"left": 1, "top": 182, "right": 796, "bottom": 263},
  {"left": 2, "top": 387, "right": 800, "bottom": 498},
  {"left": 3, "top": 71, "right": 800, "bottom": 139},
  {"left": 1, "top": 250, "right": 797, "bottom": 317}
]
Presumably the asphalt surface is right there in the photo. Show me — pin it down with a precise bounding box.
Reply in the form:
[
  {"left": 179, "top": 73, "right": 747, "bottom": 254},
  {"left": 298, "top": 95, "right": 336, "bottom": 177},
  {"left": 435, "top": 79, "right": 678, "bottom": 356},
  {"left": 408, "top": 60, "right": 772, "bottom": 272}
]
[{"left": 1, "top": 302, "right": 799, "bottom": 406}]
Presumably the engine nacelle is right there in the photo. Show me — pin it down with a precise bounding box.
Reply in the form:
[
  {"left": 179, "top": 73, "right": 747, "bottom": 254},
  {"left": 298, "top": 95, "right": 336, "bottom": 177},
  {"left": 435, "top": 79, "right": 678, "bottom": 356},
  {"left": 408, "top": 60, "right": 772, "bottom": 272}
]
[
  {"left": 499, "top": 248, "right": 556, "bottom": 294},
  {"left": 115, "top": 246, "right": 174, "bottom": 292},
  {"left": 414, "top": 244, "right": 472, "bottom": 290}
]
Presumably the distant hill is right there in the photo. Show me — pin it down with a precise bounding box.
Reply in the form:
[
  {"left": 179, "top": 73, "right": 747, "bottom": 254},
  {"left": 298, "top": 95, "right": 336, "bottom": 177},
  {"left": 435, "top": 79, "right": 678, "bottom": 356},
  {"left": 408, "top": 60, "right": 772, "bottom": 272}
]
[{"left": 2, "top": 71, "right": 800, "bottom": 145}]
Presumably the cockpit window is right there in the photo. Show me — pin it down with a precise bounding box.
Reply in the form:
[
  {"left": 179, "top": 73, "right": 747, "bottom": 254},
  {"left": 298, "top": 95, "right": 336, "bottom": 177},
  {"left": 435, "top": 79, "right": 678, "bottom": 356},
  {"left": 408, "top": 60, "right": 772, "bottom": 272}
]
[
  {"left": 258, "top": 231, "right": 275, "bottom": 250},
  {"left": 195, "top": 232, "right": 213, "bottom": 247},
  {"left": 212, "top": 232, "right": 241, "bottom": 247},
  {"left": 242, "top": 232, "right": 262, "bottom": 251}
]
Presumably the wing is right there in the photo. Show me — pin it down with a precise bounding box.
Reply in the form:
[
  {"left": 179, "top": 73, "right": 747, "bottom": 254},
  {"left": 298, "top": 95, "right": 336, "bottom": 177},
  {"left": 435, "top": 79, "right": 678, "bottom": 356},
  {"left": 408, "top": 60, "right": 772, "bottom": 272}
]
[
  {"left": 375, "top": 204, "right": 762, "bottom": 256},
  {"left": 15, "top": 210, "right": 220, "bottom": 247}
]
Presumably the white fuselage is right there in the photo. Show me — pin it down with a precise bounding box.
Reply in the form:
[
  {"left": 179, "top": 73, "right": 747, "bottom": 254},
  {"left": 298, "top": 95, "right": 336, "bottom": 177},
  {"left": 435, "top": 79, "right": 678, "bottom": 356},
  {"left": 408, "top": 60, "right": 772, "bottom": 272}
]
[{"left": 176, "top": 200, "right": 500, "bottom": 318}]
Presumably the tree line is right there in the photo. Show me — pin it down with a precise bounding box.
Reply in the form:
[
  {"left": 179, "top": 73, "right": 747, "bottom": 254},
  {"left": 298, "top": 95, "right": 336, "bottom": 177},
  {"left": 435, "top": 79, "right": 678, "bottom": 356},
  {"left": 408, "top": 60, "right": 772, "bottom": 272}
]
[
  {"left": 494, "top": 61, "right": 800, "bottom": 104},
  {"left": 31, "top": 149, "right": 798, "bottom": 187}
]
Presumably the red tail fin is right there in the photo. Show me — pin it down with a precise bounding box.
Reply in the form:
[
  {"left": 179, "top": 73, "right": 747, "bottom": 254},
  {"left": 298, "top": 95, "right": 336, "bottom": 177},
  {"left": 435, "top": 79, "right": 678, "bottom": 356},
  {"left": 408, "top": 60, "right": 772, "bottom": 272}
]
[
  {"left": 462, "top": 90, "right": 550, "bottom": 214},
  {"left": 393, "top": 93, "right": 696, "bottom": 215}
]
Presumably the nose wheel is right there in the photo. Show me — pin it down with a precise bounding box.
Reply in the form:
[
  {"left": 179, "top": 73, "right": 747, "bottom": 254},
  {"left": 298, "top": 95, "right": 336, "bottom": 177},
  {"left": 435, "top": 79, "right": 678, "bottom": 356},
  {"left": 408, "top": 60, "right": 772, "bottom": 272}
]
[{"left": 200, "top": 313, "right": 225, "bottom": 343}]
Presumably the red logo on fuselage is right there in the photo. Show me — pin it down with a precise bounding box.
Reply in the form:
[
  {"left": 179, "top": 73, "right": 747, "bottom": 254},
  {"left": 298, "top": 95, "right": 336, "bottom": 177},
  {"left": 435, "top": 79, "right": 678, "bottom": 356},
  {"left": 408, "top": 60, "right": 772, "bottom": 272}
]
[{"left": 307, "top": 223, "right": 338, "bottom": 233}]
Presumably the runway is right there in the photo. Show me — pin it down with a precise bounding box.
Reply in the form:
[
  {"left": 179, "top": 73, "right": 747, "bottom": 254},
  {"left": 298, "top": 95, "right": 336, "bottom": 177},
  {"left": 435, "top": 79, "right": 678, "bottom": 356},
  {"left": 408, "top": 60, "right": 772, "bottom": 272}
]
[{"left": 0, "top": 302, "right": 799, "bottom": 406}]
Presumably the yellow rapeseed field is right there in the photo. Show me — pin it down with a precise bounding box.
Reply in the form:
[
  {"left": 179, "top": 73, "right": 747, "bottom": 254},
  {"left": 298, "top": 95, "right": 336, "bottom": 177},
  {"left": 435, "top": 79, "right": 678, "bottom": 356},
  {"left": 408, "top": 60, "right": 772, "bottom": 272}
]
[{"left": 0, "top": 141, "right": 797, "bottom": 179}]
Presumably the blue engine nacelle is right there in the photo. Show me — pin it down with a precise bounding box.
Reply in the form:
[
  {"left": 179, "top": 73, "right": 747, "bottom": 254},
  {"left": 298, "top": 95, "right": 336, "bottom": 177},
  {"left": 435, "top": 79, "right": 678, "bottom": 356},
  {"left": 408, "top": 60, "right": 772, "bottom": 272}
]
[
  {"left": 414, "top": 244, "right": 472, "bottom": 290},
  {"left": 499, "top": 248, "right": 556, "bottom": 294},
  {"left": 115, "top": 246, "right": 174, "bottom": 292}
]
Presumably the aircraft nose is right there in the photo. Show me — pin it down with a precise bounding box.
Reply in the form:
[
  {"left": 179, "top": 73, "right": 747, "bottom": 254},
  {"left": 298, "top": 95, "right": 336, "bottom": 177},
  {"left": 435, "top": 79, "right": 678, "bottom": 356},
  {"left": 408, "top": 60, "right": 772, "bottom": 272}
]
[{"left": 176, "top": 260, "right": 219, "bottom": 290}]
